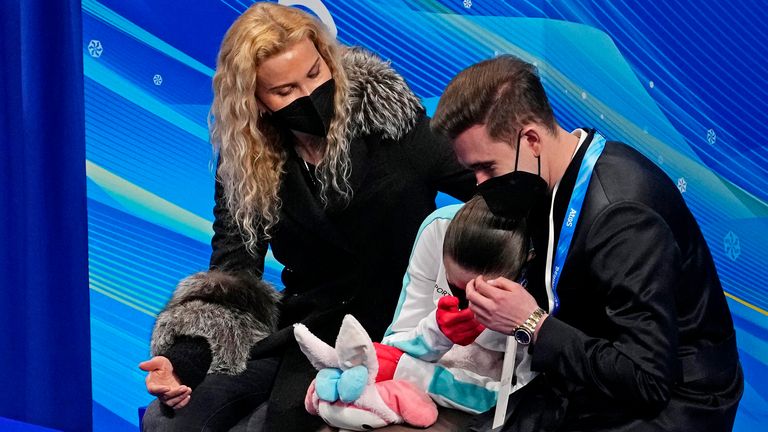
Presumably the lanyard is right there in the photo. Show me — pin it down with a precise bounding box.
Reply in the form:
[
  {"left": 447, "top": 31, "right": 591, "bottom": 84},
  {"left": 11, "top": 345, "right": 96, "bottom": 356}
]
[
  {"left": 492, "top": 336, "right": 518, "bottom": 429},
  {"left": 548, "top": 132, "right": 606, "bottom": 315}
]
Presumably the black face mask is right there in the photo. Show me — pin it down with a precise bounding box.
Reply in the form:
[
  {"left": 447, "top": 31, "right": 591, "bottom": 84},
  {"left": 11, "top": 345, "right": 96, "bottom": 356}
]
[
  {"left": 270, "top": 78, "right": 335, "bottom": 137},
  {"left": 476, "top": 130, "right": 550, "bottom": 221}
]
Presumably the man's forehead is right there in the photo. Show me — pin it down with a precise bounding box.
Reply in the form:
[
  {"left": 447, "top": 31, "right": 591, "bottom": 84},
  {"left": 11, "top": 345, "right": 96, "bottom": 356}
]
[
  {"left": 453, "top": 131, "right": 508, "bottom": 163},
  {"left": 454, "top": 124, "right": 489, "bottom": 142}
]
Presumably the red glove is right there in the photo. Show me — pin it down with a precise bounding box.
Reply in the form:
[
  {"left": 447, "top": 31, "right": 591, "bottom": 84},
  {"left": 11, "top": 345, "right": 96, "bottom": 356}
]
[
  {"left": 436, "top": 296, "right": 486, "bottom": 346},
  {"left": 373, "top": 342, "right": 404, "bottom": 382}
]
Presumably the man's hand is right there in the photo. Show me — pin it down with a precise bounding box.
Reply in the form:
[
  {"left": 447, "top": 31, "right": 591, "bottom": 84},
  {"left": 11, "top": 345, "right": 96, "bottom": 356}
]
[
  {"left": 436, "top": 296, "right": 486, "bottom": 346},
  {"left": 139, "top": 356, "right": 192, "bottom": 409},
  {"left": 466, "top": 276, "right": 547, "bottom": 339}
]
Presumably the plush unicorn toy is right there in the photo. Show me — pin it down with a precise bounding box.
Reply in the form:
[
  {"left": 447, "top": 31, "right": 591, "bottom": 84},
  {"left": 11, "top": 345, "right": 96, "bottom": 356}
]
[{"left": 293, "top": 315, "right": 438, "bottom": 431}]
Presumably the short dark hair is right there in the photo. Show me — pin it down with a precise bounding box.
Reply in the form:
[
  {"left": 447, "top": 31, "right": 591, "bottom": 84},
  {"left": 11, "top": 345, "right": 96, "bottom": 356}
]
[
  {"left": 443, "top": 195, "right": 528, "bottom": 280},
  {"left": 431, "top": 55, "right": 556, "bottom": 141}
]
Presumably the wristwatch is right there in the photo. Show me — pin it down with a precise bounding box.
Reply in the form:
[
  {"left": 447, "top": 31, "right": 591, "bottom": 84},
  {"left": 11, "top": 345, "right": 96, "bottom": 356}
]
[{"left": 514, "top": 307, "right": 547, "bottom": 345}]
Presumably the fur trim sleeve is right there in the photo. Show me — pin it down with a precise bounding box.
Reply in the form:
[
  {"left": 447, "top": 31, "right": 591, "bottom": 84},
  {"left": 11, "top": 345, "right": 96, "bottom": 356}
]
[
  {"left": 343, "top": 47, "right": 424, "bottom": 140},
  {"left": 150, "top": 270, "right": 281, "bottom": 374}
]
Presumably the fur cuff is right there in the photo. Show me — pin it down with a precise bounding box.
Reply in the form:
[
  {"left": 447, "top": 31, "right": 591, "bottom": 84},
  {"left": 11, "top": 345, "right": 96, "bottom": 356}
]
[
  {"left": 150, "top": 270, "right": 281, "bottom": 374},
  {"left": 343, "top": 47, "right": 424, "bottom": 141}
]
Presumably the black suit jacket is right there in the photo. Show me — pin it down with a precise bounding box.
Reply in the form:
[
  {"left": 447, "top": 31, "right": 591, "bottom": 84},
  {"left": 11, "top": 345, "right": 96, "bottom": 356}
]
[{"left": 521, "top": 129, "right": 742, "bottom": 431}]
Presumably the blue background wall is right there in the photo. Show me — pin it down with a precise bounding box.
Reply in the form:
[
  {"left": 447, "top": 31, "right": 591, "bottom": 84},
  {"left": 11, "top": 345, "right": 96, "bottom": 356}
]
[
  {"left": 1, "top": 1, "right": 92, "bottom": 431},
  {"left": 80, "top": 1, "right": 768, "bottom": 430}
]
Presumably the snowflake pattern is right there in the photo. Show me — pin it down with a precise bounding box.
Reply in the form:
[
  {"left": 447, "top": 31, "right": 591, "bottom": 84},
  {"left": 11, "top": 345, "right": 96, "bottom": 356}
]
[
  {"left": 724, "top": 231, "right": 740, "bottom": 261},
  {"left": 88, "top": 40, "right": 103, "bottom": 58},
  {"left": 707, "top": 128, "right": 717, "bottom": 145},
  {"left": 677, "top": 177, "right": 687, "bottom": 193},
  {"left": 463, "top": 0, "right": 472, "bottom": 8},
  {"left": 153, "top": 74, "right": 163, "bottom": 86}
]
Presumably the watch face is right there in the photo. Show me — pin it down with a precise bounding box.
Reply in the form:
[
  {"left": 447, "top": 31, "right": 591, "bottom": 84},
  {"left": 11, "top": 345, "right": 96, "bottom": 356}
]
[{"left": 515, "top": 328, "right": 532, "bottom": 345}]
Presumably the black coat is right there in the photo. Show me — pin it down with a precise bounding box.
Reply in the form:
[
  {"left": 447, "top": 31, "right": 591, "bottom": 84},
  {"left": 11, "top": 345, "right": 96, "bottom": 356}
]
[
  {"left": 513, "top": 129, "right": 743, "bottom": 431},
  {"left": 150, "top": 48, "right": 474, "bottom": 431},
  {"left": 209, "top": 113, "right": 474, "bottom": 429},
  {"left": 210, "top": 113, "right": 474, "bottom": 340}
]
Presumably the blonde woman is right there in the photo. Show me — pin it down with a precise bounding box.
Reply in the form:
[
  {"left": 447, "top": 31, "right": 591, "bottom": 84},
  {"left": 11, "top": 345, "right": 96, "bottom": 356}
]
[{"left": 139, "top": 3, "right": 473, "bottom": 431}]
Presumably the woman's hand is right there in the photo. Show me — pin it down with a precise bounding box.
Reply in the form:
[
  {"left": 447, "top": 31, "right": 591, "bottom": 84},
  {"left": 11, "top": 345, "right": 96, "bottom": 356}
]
[
  {"left": 436, "top": 296, "right": 486, "bottom": 346},
  {"left": 139, "top": 356, "right": 192, "bottom": 409},
  {"left": 373, "top": 342, "right": 404, "bottom": 381}
]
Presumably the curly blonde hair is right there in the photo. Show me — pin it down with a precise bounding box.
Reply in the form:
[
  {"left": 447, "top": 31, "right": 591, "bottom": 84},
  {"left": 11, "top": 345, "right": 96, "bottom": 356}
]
[{"left": 210, "top": 3, "right": 351, "bottom": 252}]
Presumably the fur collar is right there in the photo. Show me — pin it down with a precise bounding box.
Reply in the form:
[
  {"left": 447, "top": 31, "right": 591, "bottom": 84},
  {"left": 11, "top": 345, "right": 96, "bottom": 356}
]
[{"left": 342, "top": 47, "right": 423, "bottom": 140}]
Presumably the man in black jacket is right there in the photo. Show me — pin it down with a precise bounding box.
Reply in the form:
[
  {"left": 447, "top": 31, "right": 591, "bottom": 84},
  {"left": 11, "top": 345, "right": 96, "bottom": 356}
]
[{"left": 431, "top": 56, "right": 743, "bottom": 431}]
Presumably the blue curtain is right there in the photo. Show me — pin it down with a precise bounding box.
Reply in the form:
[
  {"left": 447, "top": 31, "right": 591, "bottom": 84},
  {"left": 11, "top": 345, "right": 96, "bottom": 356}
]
[{"left": 0, "top": 1, "right": 92, "bottom": 431}]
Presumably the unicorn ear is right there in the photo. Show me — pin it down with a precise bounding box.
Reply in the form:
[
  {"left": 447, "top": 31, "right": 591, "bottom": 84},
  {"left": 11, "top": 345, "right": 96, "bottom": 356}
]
[
  {"left": 335, "top": 315, "right": 379, "bottom": 384},
  {"left": 294, "top": 323, "right": 339, "bottom": 369}
]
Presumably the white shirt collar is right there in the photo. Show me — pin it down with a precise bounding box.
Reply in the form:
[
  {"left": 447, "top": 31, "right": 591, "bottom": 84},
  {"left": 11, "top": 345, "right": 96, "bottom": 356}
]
[
  {"left": 570, "top": 128, "right": 590, "bottom": 157},
  {"left": 544, "top": 128, "right": 591, "bottom": 311}
]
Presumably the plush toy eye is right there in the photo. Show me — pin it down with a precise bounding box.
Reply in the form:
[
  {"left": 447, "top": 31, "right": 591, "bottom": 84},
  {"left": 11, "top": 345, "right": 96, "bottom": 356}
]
[{"left": 362, "top": 425, "right": 373, "bottom": 430}]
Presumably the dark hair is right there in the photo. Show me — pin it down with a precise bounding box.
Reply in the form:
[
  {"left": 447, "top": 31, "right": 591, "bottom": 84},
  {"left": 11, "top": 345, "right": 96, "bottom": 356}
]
[
  {"left": 431, "top": 55, "right": 556, "bottom": 141},
  {"left": 443, "top": 195, "right": 528, "bottom": 280}
]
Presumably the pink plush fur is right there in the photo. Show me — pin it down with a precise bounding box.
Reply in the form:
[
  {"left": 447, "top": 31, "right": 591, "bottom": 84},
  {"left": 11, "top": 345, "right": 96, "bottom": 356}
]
[
  {"left": 304, "top": 379, "right": 438, "bottom": 430},
  {"left": 305, "top": 380, "right": 319, "bottom": 415},
  {"left": 377, "top": 380, "right": 439, "bottom": 428}
]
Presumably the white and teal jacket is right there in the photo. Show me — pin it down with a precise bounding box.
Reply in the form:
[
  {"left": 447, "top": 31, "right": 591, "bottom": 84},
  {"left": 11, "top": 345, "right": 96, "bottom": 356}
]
[{"left": 382, "top": 204, "right": 537, "bottom": 414}]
